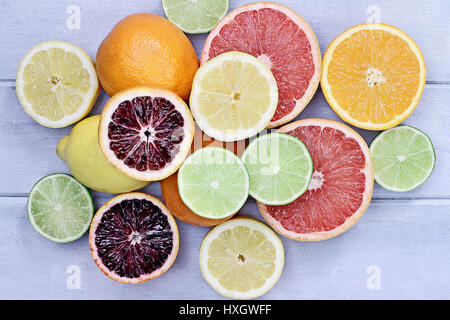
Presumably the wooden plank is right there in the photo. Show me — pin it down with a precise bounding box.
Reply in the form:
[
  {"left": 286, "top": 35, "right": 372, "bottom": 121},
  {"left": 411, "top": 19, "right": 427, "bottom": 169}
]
[
  {"left": 1, "top": 83, "right": 448, "bottom": 198},
  {"left": 0, "top": 0, "right": 449, "bottom": 80},
  {"left": 1, "top": 196, "right": 449, "bottom": 299}
]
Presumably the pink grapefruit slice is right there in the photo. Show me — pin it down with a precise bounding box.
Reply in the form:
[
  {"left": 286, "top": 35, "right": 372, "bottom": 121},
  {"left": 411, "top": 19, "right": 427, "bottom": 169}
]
[
  {"left": 200, "top": 1, "right": 322, "bottom": 128},
  {"left": 257, "top": 119, "right": 374, "bottom": 241}
]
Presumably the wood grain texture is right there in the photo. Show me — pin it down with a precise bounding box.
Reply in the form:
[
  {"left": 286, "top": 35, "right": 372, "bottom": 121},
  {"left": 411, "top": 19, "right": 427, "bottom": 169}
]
[
  {"left": 0, "top": 0, "right": 449, "bottom": 80},
  {"left": 0, "top": 0, "right": 449, "bottom": 300},
  {"left": 1, "top": 197, "right": 450, "bottom": 299},
  {"left": 0, "top": 84, "right": 447, "bottom": 198}
]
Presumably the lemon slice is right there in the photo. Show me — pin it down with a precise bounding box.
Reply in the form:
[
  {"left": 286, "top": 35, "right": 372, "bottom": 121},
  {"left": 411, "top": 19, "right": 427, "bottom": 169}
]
[
  {"left": 16, "top": 41, "right": 100, "bottom": 128},
  {"left": 190, "top": 51, "right": 278, "bottom": 142},
  {"left": 199, "top": 217, "right": 284, "bottom": 299}
]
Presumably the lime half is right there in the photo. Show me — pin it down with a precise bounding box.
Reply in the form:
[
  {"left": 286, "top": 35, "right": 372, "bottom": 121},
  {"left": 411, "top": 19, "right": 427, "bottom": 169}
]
[
  {"left": 370, "top": 125, "right": 436, "bottom": 192},
  {"left": 162, "top": 0, "right": 229, "bottom": 34},
  {"left": 199, "top": 217, "right": 284, "bottom": 299},
  {"left": 241, "top": 133, "right": 313, "bottom": 205},
  {"left": 27, "top": 174, "right": 94, "bottom": 243},
  {"left": 178, "top": 147, "right": 249, "bottom": 219}
]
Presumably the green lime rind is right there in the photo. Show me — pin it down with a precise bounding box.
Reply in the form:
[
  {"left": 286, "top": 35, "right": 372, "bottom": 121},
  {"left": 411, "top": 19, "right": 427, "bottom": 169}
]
[
  {"left": 178, "top": 147, "right": 249, "bottom": 219},
  {"left": 370, "top": 125, "right": 436, "bottom": 192},
  {"left": 241, "top": 132, "right": 313, "bottom": 205},
  {"left": 27, "top": 173, "right": 94, "bottom": 243},
  {"left": 162, "top": 0, "right": 230, "bottom": 34}
]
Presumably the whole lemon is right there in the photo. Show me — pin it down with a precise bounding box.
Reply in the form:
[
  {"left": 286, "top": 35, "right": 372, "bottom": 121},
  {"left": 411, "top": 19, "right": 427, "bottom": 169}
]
[
  {"left": 96, "top": 13, "right": 199, "bottom": 100},
  {"left": 57, "top": 115, "right": 149, "bottom": 193}
]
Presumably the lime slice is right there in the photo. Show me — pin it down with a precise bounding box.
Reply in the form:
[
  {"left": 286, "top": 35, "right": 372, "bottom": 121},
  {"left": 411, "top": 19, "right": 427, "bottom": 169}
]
[
  {"left": 199, "top": 217, "right": 284, "bottom": 299},
  {"left": 370, "top": 125, "right": 436, "bottom": 192},
  {"left": 190, "top": 51, "right": 278, "bottom": 142},
  {"left": 178, "top": 147, "right": 249, "bottom": 219},
  {"left": 242, "top": 133, "right": 313, "bottom": 205},
  {"left": 162, "top": 0, "right": 229, "bottom": 34},
  {"left": 16, "top": 41, "right": 100, "bottom": 128},
  {"left": 27, "top": 174, "right": 94, "bottom": 243}
]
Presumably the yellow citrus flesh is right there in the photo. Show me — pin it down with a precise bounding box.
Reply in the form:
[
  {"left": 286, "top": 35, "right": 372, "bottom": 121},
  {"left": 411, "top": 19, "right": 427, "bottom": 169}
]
[
  {"left": 190, "top": 51, "right": 278, "bottom": 142},
  {"left": 199, "top": 217, "right": 284, "bottom": 299},
  {"left": 322, "top": 24, "right": 426, "bottom": 130},
  {"left": 16, "top": 41, "right": 99, "bottom": 128}
]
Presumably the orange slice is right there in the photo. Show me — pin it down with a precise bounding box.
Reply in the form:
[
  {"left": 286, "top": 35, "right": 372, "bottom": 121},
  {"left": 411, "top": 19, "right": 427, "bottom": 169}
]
[{"left": 321, "top": 23, "right": 426, "bottom": 130}]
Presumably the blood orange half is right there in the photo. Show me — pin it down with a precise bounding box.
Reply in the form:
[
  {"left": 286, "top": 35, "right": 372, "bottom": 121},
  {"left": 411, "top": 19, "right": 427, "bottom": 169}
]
[
  {"left": 99, "top": 86, "right": 194, "bottom": 181},
  {"left": 257, "top": 119, "right": 374, "bottom": 241},
  {"left": 89, "top": 192, "right": 179, "bottom": 284},
  {"left": 201, "top": 1, "right": 321, "bottom": 128}
]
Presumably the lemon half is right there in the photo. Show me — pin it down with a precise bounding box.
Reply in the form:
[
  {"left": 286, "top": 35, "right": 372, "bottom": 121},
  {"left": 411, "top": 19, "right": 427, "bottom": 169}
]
[
  {"left": 199, "top": 217, "right": 284, "bottom": 299},
  {"left": 190, "top": 51, "right": 278, "bottom": 142}
]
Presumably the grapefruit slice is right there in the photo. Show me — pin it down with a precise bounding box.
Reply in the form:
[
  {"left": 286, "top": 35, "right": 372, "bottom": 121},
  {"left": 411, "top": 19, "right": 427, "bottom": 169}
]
[
  {"left": 99, "top": 86, "right": 194, "bottom": 181},
  {"left": 89, "top": 192, "right": 179, "bottom": 284},
  {"left": 257, "top": 119, "right": 374, "bottom": 241},
  {"left": 200, "top": 2, "right": 321, "bottom": 128}
]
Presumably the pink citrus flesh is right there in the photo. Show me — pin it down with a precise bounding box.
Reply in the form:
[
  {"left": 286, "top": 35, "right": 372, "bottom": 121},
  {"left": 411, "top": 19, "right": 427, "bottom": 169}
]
[
  {"left": 201, "top": 1, "right": 322, "bottom": 128},
  {"left": 257, "top": 119, "right": 374, "bottom": 241}
]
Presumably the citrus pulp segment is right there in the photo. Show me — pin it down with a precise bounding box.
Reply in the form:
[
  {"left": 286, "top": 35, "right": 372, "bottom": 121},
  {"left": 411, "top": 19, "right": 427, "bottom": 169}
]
[
  {"left": 57, "top": 115, "right": 149, "bottom": 193},
  {"left": 89, "top": 192, "right": 179, "bottom": 284},
  {"left": 258, "top": 119, "right": 374, "bottom": 241},
  {"left": 99, "top": 86, "right": 195, "bottom": 181},
  {"left": 178, "top": 147, "right": 249, "bottom": 219},
  {"left": 241, "top": 133, "right": 313, "bottom": 205},
  {"left": 200, "top": 1, "right": 322, "bottom": 127},
  {"left": 27, "top": 174, "right": 94, "bottom": 243},
  {"left": 16, "top": 41, "right": 100, "bottom": 128},
  {"left": 321, "top": 23, "right": 426, "bottom": 130},
  {"left": 199, "top": 217, "right": 284, "bottom": 299},
  {"left": 190, "top": 51, "right": 278, "bottom": 142},
  {"left": 162, "top": 0, "right": 230, "bottom": 34},
  {"left": 370, "top": 125, "right": 435, "bottom": 192}
]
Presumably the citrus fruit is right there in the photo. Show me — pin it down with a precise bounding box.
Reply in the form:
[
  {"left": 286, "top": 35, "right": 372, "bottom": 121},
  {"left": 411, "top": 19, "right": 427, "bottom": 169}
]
[
  {"left": 370, "top": 125, "right": 435, "bottom": 192},
  {"left": 178, "top": 147, "right": 249, "bottom": 219},
  {"left": 242, "top": 133, "right": 313, "bottom": 205},
  {"left": 99, "top": 86, "right": 195, "bottom": 181},
  {"left": 57, "top": 115, "right": 149, "bottom": 193},
  {"left": 160, "top": 126, "right": 247, "bottom": 227},
  {"left": 257, "top": 119, "right": 374, "bottom": 241},
  {"left": 96, "top": 13, "right": 198, "bottom": 100},
  {"left": 200, "top": 2, "right": 322, "bottom": 128},
  {"left": 162, "top": 0, "right": 230, "bottom": 34},
  {"left": 199, "top": 217, "right": 284, "bottom": 299},
  {"left": 321, "top": 23, "right": 426, "bottom": 130},
  {"left": 16, "top": 41, "right": 100, "bottom": 128},
  {"left": 190, "top": 51, "right": 278, "bottom": 142},
  {"left": 89, "top": 192, "right": 179, "bottom": 284},
  {"left": 27, "top": 173, "right": 94, "bottom": 243}
]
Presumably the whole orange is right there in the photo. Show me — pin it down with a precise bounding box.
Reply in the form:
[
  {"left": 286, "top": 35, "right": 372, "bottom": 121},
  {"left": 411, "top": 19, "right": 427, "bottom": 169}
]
[{"left": 96, "top": 13, "right": 198, "bottom": 99}]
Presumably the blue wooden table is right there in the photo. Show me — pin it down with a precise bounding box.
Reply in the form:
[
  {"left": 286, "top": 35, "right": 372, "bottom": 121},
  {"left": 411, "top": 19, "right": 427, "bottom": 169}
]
[{"left": 1, "top": 0, "right": 449, "bottom": 299}]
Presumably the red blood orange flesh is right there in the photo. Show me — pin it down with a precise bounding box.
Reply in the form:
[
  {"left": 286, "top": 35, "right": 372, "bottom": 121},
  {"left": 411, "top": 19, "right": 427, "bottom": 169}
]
[
  {"left": 258, "top": 119, "right": 374, "bottom": 241},
  {"left": 89, "top": 192, "right": 179, "bottom": 283},
  {"left": 201, "top": 2, "right": 322, "bottom": 128},
  {"left": 99, "top": 87, "right": 194, "bottom": 181}
]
